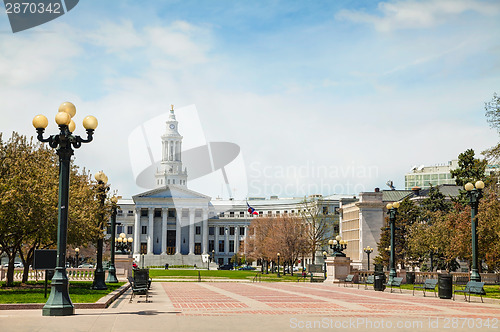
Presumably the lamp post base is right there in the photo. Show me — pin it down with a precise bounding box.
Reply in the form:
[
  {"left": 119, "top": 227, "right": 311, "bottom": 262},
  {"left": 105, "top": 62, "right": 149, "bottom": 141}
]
[
  {"left": 106, "top": 265, "right": 119, "bottom": 283},
  {"left": 91, "top": 270, "right": 107, "bottom": 290},
  {"left": 42, "top": 269, "right": 74, "bottom": 316},
  {"left": 470, "top": 269, "right": 481, "bottom": 282}
]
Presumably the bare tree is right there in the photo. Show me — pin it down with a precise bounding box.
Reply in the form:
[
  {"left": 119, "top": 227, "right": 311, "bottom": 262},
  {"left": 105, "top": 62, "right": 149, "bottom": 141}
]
[{"left": 299, "top": 199, "right": 334, "bottom": 264}]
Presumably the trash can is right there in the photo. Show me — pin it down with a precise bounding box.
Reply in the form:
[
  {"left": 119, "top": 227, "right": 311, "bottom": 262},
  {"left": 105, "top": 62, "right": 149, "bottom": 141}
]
[
  {"left": 374, "top": 272, "right": 386, "bottom": 291},
  {"left": 438, "top": 273, "right": 452, "bottom": 299},
  {"left": 406, "top": 272, "right": 415, "bottom": 285}
]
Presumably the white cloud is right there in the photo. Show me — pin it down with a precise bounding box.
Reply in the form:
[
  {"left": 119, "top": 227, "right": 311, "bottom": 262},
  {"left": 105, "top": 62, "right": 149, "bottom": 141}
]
[
  {"left": 86, "top": 20, "right": 145, "bottom": 53},
  {"left": 336, "top": 0, "right": 500, "bottom": 31}
]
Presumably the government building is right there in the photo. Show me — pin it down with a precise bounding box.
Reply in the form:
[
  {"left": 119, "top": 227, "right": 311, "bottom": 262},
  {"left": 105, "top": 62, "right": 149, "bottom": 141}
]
[{"left": 115, "top": 107, "right": 351, "bottom": 267}]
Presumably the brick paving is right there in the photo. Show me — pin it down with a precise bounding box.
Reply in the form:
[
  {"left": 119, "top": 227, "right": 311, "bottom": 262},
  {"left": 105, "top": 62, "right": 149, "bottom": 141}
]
[{"left": 1, "top": 282, "right": 499, "bottom": 331}]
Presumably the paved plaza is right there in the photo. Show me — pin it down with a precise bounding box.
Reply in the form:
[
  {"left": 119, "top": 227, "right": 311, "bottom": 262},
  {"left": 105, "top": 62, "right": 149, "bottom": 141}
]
[{"left": 1, "top": 282, "right": 499, "bottom": 332}]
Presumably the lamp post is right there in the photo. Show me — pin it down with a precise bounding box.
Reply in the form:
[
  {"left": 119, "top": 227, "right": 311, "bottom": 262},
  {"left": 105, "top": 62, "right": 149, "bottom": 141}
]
[
  {"left": 116, "top": 233, "right": 133, "bottom": 254},
  {"left": 211, "top": 250, "right": 214, "bottom": 270},
  {"left": 277, "top": 253, "right": 281, "bottom": 277},
  {"left": 75, "top": 248, "right": 79, "bottom": 268},
  {"left": 106, "top": 196, "right": 119, "bottom": 283},
  {"left": 328, "top": 235, "right": 347, "bottom": 257},
  {"left": 386, "top": 201, "right": 400, "bottom": 284},
  {"left": 33, "top": 102, "right": 97, "bottom": 316},
  {"left": 364, "top": 246, "right": 373, "bottom": 271},
  {"left": 92, "top": 171, "right": 109, "bottom": 290},
  {"left": 322, "top": 251, "right": 327, "bottom": 279},
  {"left": 465, "top": 180, "right": 485, "bottom": 282}
]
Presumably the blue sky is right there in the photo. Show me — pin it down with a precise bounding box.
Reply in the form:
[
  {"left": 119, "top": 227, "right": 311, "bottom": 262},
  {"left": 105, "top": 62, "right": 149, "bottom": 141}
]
[{"left": 1, "top": 0, "right": 499, "bottom": 199}]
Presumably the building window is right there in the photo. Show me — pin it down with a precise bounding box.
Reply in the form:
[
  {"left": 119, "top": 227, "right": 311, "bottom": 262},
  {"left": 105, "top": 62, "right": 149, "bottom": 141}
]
[
  {"left": 276, "top": 211, "right": 280, "bottom": 215},
  {"left": 218, "top": 258, "right": 224, "bottom": 265},
  {"left": 259, "top": 211, "right": 263, "bottom": 217},
  {"left": 127, "top": 210, "right": 134, "bottom": 216},
  {"left": 196, "top": 226, "right": 201, "bottom": 235},
  {"left": 240, "top": 211, "right": 244, "bottom": 217},
  {"left": 117, "top": 209, "right": 123, "bottom": 216},
  {"left": 219, "top": 227, "right": 225, "bottom": 236},
  {"left": 323, "top": 206, "right": 328, "bottom": 215},
  {"left": 142, "top": 226, "right": 147, "bottom": 234},
  {"left": 229, "top": 227, "right": 235, "bottom": 235},
  {"left": 127, "top": 226, "right": 133, "bottom": 234},
  {"left": 239, "top": 227, "right": 245, "bottom": 236},
  {"left": 209, "top": 227, "right": 215, "bottom": 235},
  {"left": 117, "top": 225, "right": 123, "bottom": 234},
  {"left": 154, "top": 210, "right": 161, "bottom": 218},
  {"left": 173, "top": 179, "right": 176, "bottom": 184},
  {"left": 168, "top": 210, "right": 176, "bottom": 218},
  {"left": 220, "top": 212, "right": 224, "bottom": 218},
  {"left": 141, "top": 209, "right": 147, "bottom": 217},
  {"left": 218, "top": 240, "right": 225, "bottom": 252},
  {"left": 140, "top": 243, "right": 147, "bottom": 254},
  {"left": 229, "top": 240, "right": 234, "bottom": 252},
  {"left": 230, "top": 211, "right": 235, "bottom": 217},
  {"left": 209, "top": 240, "right": 215, "bottom": 252}
]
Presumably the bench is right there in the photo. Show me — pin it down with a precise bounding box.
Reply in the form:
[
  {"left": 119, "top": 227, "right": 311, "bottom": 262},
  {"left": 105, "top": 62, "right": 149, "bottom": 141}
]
[
  {"left": 453, "top": 281, "right": 485, "bottom": 303},
  {"left": 385, "top": 277, "right": 403, "bottom": 293},
  {"left": 343, "top": 274, "right": 355, "bottom": 287},
  {"left": 413, "top": 279, "right": 438, "bottom": 297},
  {"left": 127, "top": 276, "right": 150, "bottom": 303},
  {"left": 310, "top": 273, "right": 325, "bottom": 283}
]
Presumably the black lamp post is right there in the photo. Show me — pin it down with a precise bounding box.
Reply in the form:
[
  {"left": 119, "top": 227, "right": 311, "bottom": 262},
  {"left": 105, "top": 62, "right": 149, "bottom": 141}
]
[
  {"left": 33, "top": 102, "right": 98, "bottom": 316},
  {"left": 386, "top": 201, "right": 400, "bottom": 284},
  {"left": 115, "top": 233, "right": 133, "bottom": 254},
  {"left": 75, "top": 248, "right": 79, "bottom": 268},
  {"left": 322, "top": 251, "right": 327, "bottom": 279},
  {"left": 277, "top": 253, "right": 281, "bottom": 277},
  {"left": 106, "top": 196, "right": 119, "bottom": 283},
  {"left": 364, "top": 246, "right": 373, "bottom": 271},
  {"left": 92, "top": 171, "right": 108, "bottom": 290},
  {"left": 465, "top": 180, "right": 485, "bottom": 282},
  {"left": 328, "top": 235, "right": 347, "bottom": 257}
]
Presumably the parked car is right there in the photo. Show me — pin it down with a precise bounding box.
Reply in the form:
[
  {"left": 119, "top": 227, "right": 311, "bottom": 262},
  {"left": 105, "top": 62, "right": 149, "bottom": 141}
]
[
  {"left": 217, "top": 264, "right": 234, "bottom": 270},
  {"left": 78, "top": 264, "right": 94, "bottom": 269},
  {"left": 238, "top": 265, "right": 256, "bottom": 270},
  {"left": 284, "top": 266, "right": 300, "bottom": 273}
]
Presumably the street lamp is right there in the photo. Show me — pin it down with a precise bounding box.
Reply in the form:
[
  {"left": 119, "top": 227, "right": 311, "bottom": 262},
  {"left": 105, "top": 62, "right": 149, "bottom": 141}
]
[
  {"left": 116, "top": 233, "right": 133, "bottom": 254},
  {"left": 386, "top": 201, "right": 400, "bottom": 284},
  {"left": 465, "top": 180, "right": 485, "bottom": 282},
  {"left": 33, "top": 102, "right": 97, "bottom": 316},
  {"left": 211, "top": 250, "right": 215, "bottom": 270},
  {"left": 106, "top": 196, "right": 119, "bottom": 283},
  {"left": 92, "top": 171, "right": 109, "bottom": 290},
  {"left": 75, "top": 248, "right": 79, "bottom": 268},
  {"left": 322, "top": 251, "right": 327, "bottom": 279},
  {"left": 277, "top": 253, "right": 281, "bottom": 277},
  {"left": 364, "top": 246, "right": 373, "bottom": 271},
  {"left": 328, "top": 235, "right": 347, "bottom": 257}
]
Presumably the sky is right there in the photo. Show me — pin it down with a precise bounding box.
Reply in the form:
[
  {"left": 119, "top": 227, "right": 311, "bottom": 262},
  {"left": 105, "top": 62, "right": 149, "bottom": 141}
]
[{"left": 1, "top": 0, "right": 499, "bottom": 200}]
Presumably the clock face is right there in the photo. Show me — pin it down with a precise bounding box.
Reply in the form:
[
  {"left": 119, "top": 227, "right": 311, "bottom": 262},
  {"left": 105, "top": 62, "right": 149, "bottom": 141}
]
[{"left": 169, "top": 124, "right": 175, "bottom": 129}]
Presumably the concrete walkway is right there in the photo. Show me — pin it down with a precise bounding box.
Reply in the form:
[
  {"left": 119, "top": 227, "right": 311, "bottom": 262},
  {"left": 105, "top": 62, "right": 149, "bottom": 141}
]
[{"left": 1, "top": 282, "right": 499, "bottom": 332}]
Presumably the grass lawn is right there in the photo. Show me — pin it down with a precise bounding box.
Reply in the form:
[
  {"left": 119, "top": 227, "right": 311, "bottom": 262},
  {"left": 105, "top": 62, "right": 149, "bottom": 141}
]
[
  {"left": 149, "top": 269, "right": 305, "bottom": 282},
  {"left": 0, "top": 281, "right": 125, "bottom": 304}
]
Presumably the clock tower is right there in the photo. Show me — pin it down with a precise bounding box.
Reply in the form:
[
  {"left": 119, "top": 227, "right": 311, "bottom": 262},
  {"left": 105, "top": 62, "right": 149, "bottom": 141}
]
[{"left": 155, "top": 105, "right": 188, "bottom": 187}]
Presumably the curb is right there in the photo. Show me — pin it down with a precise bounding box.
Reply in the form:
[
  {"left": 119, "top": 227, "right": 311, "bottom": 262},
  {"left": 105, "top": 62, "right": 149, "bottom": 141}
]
[{"left": 0, "top": 283, "right": 130, "bottom": 311}]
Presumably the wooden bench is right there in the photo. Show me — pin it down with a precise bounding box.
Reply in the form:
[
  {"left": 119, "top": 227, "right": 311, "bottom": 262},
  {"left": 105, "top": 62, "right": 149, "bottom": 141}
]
[
  {"left": 453, "top": 281, "right": 485, "bottom": 303},
  {"left": 128, "top": 276, "right": 150, "bottom": 303},
  {"left": 385, "top": 277, "right": 403, "bottom": 293},
  {"left": 343, "top": 274, "right": 355, "bottom": 287},
  {"left": 310, "top": 273, "right": 325, "bottom": 283},
  {"left": 413, "top": 279, "right": 438, "bottom": 297}
]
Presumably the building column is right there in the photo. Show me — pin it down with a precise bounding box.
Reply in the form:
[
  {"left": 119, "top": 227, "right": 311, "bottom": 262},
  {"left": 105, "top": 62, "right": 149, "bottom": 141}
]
[
  {"left": 161, "top": 208, "right": 168, "bottom": 254},
  {"left": 234, "top": 226, "right": 239, "bottom": 254},
  {"left": 175, "top": 208, "right": 182, "bottom": 254},
  {"left": 133, "top": 207, "right": 141, "bottom": 254},
  {"left": 189, "top": 208, "right": 195, "bottom": 254},
  {"left": 147, "top": 207, "right": 154, "bottom": 254},
  {"left": 202, "top": 210, "right": 208, "bottom": 254},
  {"left": 224, "top": 225, "right": 229, "bottom": 255},
  {"left": 243, "top": 226, "right": 248, "bottom": 255},
  {"left": 215, "top": 225, "right": 219, "bottom": 254}
]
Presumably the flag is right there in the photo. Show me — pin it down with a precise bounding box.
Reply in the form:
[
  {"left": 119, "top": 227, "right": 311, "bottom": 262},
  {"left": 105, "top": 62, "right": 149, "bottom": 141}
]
[{"left": 247, "top": 202, "right": 258, "bottom": 215}]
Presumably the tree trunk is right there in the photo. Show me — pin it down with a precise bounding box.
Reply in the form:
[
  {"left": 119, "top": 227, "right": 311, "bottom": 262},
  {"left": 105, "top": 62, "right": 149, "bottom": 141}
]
[{"left": 6, "top": 251, "right": 16, "bottom": 286}]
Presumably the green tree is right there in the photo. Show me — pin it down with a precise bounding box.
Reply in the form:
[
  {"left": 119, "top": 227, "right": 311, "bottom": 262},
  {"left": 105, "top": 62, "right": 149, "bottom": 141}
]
[{"left": 421, "top": 185, "right": 452, "bottom": 213}]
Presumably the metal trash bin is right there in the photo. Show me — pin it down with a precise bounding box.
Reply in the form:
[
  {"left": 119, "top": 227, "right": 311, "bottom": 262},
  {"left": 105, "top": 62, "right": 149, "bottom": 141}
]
[
  {"left": 438, "top": 273, "right": 452, "bottom": 299},
  {"left": 374, "top": 272, "right": 386, "bottom": 291},
  {"left": 406, "top": 272, "right": 415, "bottom": 285}
]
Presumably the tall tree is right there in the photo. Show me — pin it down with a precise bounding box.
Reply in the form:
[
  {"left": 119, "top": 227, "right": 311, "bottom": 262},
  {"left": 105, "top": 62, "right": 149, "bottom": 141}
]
[{"left": 299, "top": 199, "right": 333, "bottom": 264}]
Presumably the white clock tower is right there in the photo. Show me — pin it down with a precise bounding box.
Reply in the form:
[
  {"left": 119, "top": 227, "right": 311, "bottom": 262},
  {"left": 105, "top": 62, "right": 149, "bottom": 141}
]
[{"left": 155, "top": 105, "right": 188, "bottom": 187}]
